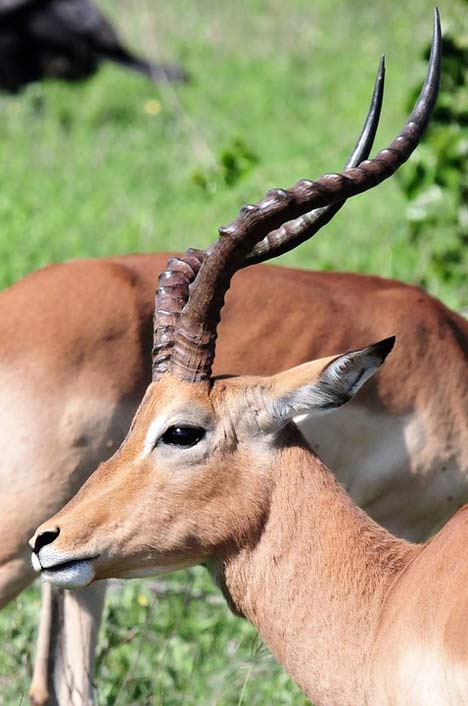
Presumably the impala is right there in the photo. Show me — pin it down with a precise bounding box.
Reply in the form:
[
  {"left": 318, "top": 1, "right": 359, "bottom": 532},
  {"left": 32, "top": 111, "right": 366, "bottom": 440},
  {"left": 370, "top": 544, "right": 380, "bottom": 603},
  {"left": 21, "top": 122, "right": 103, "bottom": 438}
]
[{"left": 31, "top": 11, "right": 468, "bottom": 706}]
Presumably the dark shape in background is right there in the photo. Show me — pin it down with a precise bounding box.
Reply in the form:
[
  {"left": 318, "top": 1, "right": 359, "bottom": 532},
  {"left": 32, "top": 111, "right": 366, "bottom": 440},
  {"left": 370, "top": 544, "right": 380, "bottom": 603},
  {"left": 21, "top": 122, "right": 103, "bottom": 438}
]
[{"left": 0, "top": 0, "right": 188, "bottom": 92}]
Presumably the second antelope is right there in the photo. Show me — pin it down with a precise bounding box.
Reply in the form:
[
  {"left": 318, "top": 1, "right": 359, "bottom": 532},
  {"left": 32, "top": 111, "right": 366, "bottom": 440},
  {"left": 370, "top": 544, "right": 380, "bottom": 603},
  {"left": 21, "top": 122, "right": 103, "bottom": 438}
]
[{"left": 32, "top": 11, "right": 468, "bottom": 706}]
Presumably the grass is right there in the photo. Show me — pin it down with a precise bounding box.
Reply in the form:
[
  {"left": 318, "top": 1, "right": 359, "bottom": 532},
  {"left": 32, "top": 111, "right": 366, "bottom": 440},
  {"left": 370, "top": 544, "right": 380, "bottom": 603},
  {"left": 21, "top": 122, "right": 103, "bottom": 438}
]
[
  {"left": 2, "top": 573, "right": 307, "bottom": 706},
  {"left": 0, "top": 0, "right": 466, "bottom": 305},
  {"left": 0, "top": 0, "right": 466, "bottom": 704}
]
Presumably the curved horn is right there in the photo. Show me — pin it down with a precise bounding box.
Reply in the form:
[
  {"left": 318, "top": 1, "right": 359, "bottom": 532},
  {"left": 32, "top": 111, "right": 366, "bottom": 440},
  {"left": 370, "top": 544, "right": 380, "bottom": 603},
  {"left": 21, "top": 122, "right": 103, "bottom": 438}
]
[
  {"left": 152, "top": 248, "right": 207, "bottom": 379},
  {"left": 247, "top": 55, "right": 386, "bottom": 266},
  {"left": 243, "top": 8, "right": 441, "bottom": 265},
  {"left": 151, "top": 58, "right": 385, "bottom": 380},
  {"left": 167, "top": 9, "right": 441, "bottom": 383}
]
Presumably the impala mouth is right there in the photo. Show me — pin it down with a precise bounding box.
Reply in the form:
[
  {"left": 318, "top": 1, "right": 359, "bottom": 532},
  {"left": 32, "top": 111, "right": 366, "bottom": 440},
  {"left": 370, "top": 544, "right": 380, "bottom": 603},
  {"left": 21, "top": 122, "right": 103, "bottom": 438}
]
[{"left": 33, "top": 553, "right": 99, "bottom": 590}]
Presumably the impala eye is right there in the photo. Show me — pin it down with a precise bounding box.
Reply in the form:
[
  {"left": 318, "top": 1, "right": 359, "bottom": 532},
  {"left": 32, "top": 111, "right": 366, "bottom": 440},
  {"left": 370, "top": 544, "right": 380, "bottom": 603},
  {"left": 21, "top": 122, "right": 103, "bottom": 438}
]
[{"left": 160, "top": 426, "right": 206, "bottom": 448}]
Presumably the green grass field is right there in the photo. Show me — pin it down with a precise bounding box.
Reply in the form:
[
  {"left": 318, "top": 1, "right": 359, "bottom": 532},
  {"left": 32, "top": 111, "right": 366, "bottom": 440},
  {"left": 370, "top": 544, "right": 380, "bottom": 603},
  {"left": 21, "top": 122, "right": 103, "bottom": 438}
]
[{"left": 0, "top": 1, "right": 466, "bottom": 704}]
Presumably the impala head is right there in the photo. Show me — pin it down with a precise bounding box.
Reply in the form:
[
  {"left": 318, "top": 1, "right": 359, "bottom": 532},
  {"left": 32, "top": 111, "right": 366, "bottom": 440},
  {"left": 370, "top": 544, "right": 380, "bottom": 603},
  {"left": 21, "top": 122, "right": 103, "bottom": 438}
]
[
  {"left": 30, "top": 338, "right": 396, "bottom": 588},
  {"left": 30, "top": 11, "right": 441, "bottom": 590}
]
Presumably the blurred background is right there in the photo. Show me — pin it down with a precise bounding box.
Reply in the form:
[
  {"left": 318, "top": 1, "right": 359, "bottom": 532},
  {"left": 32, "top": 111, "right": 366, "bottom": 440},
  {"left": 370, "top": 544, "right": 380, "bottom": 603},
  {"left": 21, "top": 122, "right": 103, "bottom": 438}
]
[{"left": 0, "top": 0, "right": 466, "bottom": 704}]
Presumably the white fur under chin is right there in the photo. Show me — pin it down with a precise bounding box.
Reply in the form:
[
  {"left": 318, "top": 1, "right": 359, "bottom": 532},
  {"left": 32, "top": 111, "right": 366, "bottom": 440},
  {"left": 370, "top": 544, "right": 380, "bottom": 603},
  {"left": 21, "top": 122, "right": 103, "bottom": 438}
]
[{"left": 41, "top": 560, "right": 95, "bottom": 589}]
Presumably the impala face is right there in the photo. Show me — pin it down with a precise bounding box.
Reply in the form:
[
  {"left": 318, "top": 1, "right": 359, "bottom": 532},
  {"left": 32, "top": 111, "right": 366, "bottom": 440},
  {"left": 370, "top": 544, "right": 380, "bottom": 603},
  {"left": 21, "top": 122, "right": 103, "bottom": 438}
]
[
  {"left": 30, "top": 374, "right": 272, "bottom": 588},
  {"left": 30, "top": 340, "right": 394, "bottom": 589}
]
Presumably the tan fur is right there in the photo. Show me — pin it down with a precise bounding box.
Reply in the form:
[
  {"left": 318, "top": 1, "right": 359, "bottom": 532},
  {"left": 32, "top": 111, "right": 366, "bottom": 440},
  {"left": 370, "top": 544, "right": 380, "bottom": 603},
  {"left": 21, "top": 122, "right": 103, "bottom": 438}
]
[
  {"left": 1, "top": 254, "right": 466, "bottom": 704},
  {"left": 3, "top": 256, "right": 467, "bottom": 580},
  {"left": 32, "top": 363, "right": 468, "bottom": 706}
]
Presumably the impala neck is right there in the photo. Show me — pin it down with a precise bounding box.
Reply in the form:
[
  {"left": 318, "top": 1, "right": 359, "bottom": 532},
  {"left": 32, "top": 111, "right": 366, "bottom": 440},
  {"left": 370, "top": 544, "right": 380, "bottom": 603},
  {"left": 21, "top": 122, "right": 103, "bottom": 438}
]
[{"left": 214, "top": 431, "right": 421, "bottom": 706}]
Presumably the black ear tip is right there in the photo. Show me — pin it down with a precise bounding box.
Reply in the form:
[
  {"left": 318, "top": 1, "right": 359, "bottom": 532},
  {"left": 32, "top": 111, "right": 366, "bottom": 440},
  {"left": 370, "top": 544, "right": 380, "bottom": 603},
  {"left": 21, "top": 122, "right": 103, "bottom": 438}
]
[{"left": 371, "top": 335, "right": 396, "bottom": 360}]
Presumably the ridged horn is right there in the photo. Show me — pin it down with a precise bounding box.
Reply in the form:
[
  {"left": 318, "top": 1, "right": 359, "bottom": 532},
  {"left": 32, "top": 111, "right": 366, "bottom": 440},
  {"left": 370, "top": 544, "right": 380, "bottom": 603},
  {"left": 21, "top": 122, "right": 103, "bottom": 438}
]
[
  {"left": 160, "top": 9, "right": 441, "bottom": 383},
  {"left": 151, "top": 56, "right": 386, "bottom": 379}
]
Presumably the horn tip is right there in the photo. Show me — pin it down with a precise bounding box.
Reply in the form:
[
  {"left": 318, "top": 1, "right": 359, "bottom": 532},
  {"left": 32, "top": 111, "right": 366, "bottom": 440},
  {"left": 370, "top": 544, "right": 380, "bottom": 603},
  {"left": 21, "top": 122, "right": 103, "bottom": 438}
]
[{"left": 433, "top": 7, "right": 441, "bottom": 41}]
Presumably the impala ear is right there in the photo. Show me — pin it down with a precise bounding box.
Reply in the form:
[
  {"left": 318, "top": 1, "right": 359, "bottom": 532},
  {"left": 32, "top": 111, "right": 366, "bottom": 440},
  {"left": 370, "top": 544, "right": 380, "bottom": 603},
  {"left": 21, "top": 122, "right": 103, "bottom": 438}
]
[{"left": 262, "top": 336, "right": 395, "bottom": 432}]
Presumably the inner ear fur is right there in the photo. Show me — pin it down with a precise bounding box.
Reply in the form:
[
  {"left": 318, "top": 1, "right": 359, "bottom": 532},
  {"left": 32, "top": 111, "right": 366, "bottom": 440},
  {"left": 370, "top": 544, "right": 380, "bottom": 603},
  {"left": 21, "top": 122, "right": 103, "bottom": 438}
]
[{"left": 262, "top": 337, "right": 395, "bottom": 431}]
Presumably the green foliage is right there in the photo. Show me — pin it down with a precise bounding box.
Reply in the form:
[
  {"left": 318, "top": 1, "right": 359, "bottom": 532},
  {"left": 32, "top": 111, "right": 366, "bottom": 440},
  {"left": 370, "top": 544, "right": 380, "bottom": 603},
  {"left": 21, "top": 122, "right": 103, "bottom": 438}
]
[
  {"left": 192, "top": 138, "right": 258, "bottom": 193},
  {"left": 0, "top": 574, "right": 307, "bottom": 706},
  {"left": 97, "top": 572, "right": 306, "bottom": 706},
  {"left": 0, "top": 0, "right": 465, "bottom": 306},
  {"left": 398, "top": 28, "right": 468, "bottom": 292},
  {"left": 0, "top": 586, "right": 39, "bottom": 704}
]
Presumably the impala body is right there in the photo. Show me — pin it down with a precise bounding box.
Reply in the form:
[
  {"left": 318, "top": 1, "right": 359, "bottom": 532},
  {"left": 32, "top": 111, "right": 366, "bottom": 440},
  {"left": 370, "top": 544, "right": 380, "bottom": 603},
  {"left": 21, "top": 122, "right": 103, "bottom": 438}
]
[{"left": 32, "top": 13, "right": 468, "bottom": 705}]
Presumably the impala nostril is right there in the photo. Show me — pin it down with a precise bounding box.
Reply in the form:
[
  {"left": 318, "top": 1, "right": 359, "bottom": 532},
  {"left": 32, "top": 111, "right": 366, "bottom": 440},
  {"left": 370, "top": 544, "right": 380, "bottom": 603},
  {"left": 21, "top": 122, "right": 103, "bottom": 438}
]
[{"left": 33, "top": 527, "right": 60, "bottom": 554}]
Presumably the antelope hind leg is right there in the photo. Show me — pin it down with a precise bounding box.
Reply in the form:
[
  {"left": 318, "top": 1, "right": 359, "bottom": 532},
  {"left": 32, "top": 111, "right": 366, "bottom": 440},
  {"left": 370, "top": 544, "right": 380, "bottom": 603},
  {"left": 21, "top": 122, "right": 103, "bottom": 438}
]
[
  {"left": 29, "top": 583, "right": 60, "bottom": 706},
  {"left": 29, "top": 582, "right": 107, "bottom": 706}
]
